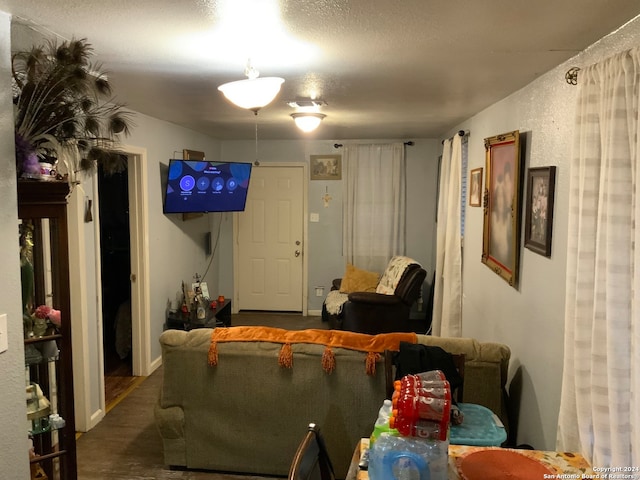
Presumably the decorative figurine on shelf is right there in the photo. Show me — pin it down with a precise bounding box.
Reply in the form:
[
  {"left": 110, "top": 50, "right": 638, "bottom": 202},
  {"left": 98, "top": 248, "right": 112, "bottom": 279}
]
[
  {"left": 180, "top": 281, "right": 190, "bottom": 316},
  {"left": 195, "top": 297, "right": 206, "bottom": 322}
]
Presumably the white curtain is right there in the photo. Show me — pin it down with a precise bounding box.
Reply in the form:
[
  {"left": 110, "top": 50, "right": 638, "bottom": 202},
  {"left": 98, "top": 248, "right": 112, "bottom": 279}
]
[
  {"left": 432, "top": 135, "right": 463, "bottom": 337},
  {"left": 557, "top": 46, "right": 640, "bottom": 468},
  {"left": 342, "top": 143, "right": 406, "bottom": 272}
]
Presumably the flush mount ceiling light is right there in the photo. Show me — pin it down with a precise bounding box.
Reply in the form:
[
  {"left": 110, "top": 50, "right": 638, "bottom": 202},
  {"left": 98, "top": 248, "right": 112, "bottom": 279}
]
[
  {"left": 218, "top": 60, "right": 284, "bottom": 114},
  {"left": 287, "top": 99, "right": 328, "bottom": 109},
  {"left": 291, "top": 112, "right": 326, "bottom": 133}
]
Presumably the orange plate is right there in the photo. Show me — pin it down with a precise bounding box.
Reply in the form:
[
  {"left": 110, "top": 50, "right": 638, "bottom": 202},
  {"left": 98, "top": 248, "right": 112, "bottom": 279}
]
[{"left": 457, "top": 449, "right": 555, "bottom": 480}]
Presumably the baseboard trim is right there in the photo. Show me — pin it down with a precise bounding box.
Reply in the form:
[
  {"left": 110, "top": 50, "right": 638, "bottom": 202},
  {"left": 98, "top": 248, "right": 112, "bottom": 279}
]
[{"left": 308, "top": 309, "right": 322, "bottom": 316}]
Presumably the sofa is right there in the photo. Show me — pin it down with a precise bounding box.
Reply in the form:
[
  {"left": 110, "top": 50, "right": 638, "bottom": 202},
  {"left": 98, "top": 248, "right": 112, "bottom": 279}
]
[{"left": 154, "top": 327, "right": 511, "bottom": 478}]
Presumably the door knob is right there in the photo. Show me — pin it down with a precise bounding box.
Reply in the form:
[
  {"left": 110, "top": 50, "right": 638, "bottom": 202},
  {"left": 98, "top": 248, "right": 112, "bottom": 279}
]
[
  {"left": 295, "top": 250, "right": 301, "bottom": 257},
  {"left": 296, "top": 240, "right": 301, "bottom": 245}
]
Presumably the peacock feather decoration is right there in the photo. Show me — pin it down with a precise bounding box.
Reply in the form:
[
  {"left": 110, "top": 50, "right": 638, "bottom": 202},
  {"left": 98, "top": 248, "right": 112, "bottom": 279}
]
[{"left": 12, "top": 37, "right": 134, "bottom": 184}]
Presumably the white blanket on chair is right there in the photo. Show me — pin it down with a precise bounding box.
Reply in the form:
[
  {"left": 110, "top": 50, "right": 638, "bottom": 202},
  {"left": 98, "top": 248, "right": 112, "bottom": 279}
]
[
  {"left": 324, "top": 290, "right": 349, "bottom": 315},
  {"left": 376, "top": 256, "right": 417, "bottom": 294}
]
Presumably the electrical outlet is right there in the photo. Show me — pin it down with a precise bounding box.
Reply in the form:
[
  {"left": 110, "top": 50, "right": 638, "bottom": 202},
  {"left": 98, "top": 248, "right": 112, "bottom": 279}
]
[
  {"left": 0, "top": 313, "right": 7, "bottom": 353},
  {"left": 315, "top": 286, "right": 325, "bottom": 297}
]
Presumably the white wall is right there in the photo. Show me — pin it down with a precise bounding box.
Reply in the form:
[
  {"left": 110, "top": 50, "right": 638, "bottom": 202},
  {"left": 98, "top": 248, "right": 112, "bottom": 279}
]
[
  {"left": 71, "top": 111, "right": 222, "bottom": 425},
  {"left": 129, "top": 112, "right": 222, "bottom": 364},
  {"left": 0, "top": 11, "right": 31, "bottom": 479},
  {"left": 447, "top": 15, "right": 640, "bottom": 450}
]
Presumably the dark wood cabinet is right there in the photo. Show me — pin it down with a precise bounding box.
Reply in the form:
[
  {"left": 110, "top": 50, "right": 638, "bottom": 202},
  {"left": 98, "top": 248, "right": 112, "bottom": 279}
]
[{"left": 18, "top": 180, "right": 77, "bottom": 480}]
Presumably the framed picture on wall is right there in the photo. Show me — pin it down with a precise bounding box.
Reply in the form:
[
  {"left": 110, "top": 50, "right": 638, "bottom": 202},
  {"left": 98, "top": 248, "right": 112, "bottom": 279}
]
[
  {"left": 481, "top": 130, "right": 522, "bottom": 288},
  {"left": 469, "top": 168, "right": 483, "bottom": 207},
  {"left": 524, "top": 166, "right": 556, "bottom": 257},
  {"left": 183, "top": 149, "right": 205, "bottom": 160},
  {"left": 310, "top": 154, "right": 342, "bottom": 180}
]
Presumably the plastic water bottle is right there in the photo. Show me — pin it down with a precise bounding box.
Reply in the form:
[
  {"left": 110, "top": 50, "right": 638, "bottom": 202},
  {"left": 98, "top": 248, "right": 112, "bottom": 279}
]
[
  {"left": 368, "top": 432, "right": 448, "bottom": 480},
  {"left": 392, "top": 381, "right": 451, "bottom": 401},
  {"left": 392, "top": 393, "right": 451, "bottom": 423},
  {"left": 389, "top": 371, "right": 452, "bottom": 441},
  {"left": 368, "top": 371, "right": 451, "bottom": 480},
  {"left": 389, "top": 412, "right": 448, "bottom": 441},
  {"left": 369, "top": 434, "right": 428, "bottom": 480},
  {"left": 393, "top": 370, "right": 449, "bottom": 393},
  {"left": 370, "top": 399, "right": 397, "bottom": 446}
]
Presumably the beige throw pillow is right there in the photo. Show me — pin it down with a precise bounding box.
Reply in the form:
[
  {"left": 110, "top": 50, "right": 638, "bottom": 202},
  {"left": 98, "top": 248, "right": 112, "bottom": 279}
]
[{"left": 339, "top": 264, "right": 380, "bottom": 293}]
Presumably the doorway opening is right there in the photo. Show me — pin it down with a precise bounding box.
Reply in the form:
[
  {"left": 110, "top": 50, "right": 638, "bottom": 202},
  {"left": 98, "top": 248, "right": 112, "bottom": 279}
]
[{"left": 97, "top": 163, "right": 134, "bottom": 403}]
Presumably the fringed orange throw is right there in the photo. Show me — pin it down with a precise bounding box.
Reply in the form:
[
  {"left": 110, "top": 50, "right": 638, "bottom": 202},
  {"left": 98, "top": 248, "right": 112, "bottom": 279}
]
[{"left": 208, "top": 326, "right": 417, "bottom": 375}]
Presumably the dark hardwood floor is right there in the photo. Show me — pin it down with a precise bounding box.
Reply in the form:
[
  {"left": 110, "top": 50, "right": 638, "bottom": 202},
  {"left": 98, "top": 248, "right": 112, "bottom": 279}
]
[
  {"left": 79, "top": 313, "right": 326, "bottom": 479},
  {"left": 103, "top": 348, "right": 142, "bottom": 411}
]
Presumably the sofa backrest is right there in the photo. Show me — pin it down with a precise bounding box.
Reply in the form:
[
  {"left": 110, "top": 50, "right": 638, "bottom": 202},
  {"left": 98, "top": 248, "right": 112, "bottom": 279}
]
[{"left": 157, "top": 328, "right": 388, "bottom": 478}]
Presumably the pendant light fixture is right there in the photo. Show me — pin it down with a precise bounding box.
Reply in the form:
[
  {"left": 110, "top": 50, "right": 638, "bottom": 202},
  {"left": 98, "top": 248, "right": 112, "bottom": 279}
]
[{"left": 218, "top": 60, "right": 284, "bottom": 114}]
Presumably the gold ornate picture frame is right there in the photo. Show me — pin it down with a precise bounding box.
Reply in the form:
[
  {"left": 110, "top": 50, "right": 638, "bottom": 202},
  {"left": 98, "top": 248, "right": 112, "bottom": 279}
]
[{"left": 481, "top": 130, "right": 522, "bottom": 287}]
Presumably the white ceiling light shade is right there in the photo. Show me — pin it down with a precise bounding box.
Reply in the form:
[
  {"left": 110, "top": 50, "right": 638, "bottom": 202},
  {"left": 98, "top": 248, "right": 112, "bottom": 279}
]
[
  {"left": 291, "top": 112, "right": 326, "bottom": 132},
  {"left": 218, "top": 62, "right": 284, "bottom": 113}
]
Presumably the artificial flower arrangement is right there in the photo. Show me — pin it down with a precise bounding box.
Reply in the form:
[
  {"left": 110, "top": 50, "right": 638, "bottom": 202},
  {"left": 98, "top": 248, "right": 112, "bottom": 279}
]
[{"left": 25, "top": 304, "right": 61, "bottom": 338}]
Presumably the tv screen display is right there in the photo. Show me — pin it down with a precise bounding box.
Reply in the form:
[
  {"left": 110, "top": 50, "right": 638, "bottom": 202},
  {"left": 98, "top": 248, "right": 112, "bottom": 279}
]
[{"left": 163, "top": 160, "right": 252, "bottom": 213}]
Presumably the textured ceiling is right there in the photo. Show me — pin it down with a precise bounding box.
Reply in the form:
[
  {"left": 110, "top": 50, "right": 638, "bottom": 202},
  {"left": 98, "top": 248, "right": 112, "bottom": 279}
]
[{"left": 3, "top": 0, "right": 640, "bottom": 140}]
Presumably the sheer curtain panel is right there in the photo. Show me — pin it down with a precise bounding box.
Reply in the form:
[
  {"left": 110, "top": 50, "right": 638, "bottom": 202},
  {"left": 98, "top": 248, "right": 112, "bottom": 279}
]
[
  {"left": 342, "top": 143, "right": 406, "bottom": 272},
  {"left": 432, "top": 135, "right": 463, "bottom": 337},
  {"left": 557, "top": 46, "right": 640, "bottom": 468}
]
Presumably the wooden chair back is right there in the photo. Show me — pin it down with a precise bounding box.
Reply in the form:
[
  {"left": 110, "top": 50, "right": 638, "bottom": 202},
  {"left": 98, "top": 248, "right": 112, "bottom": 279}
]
[{"left": 288, "top": 423, "right": 335, "bottom": 480}]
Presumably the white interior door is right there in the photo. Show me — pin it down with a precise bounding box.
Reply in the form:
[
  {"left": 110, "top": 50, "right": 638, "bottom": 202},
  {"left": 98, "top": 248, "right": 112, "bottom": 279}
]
[{"left": 236, "top": 164, "right": 305, "bottom": 312}]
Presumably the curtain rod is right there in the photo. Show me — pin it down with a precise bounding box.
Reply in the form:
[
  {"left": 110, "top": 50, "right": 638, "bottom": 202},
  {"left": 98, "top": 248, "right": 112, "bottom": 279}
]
[
  {"left": 565, "top": 67, "right": 580, "bottom": 85},
  {"left": 333, "top": 141, "right": 414, "bottom": 148},
  {"left": 441, "top": 130, "right": 469, "bottom": 145}
]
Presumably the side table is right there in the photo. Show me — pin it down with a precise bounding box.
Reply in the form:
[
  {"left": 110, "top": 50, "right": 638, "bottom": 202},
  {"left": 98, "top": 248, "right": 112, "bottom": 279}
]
[
  {"left": 165, "top": 299, "right": 232, "bottom": 330},
  {"left": 212, "top": 299, "right": 232, "bottom": 327}
]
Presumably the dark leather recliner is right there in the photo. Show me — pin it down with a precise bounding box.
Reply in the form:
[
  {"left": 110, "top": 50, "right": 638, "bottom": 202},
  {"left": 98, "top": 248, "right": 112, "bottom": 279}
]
[{"left": 324, "top": 262, "right": 427, "bottom": 334}]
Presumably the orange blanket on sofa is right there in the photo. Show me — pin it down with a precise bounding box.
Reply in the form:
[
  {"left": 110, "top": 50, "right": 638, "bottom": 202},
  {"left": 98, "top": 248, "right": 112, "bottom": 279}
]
[{"left": 208, "top": 326, "right": 417, "bottom": 375}]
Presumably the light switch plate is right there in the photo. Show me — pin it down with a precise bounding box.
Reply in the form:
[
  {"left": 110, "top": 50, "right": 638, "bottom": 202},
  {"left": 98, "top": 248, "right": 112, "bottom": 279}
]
[
  {"left": 0, "top": 313, "right": 7, "bottom": 353},
  {"left": 310, "top": 213, "right": 320, "bottom": 222}
]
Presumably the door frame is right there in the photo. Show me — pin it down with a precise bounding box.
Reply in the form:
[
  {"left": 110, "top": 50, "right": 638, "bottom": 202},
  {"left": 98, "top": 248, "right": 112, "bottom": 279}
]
[
  {"left": 232, "top": 162, "right": 309, "bottom": 315},
  {"left": 69, "top": 144, "right": 151, "bottom": 431},
  {"left": 124, "top": 144, "right": 151, "bottom": 377}
]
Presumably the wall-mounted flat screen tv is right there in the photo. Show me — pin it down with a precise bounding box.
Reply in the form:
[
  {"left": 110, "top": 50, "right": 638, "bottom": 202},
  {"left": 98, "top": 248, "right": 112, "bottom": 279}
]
[{"left": 163, "top": 160, "right": 252, "bottom": 213}]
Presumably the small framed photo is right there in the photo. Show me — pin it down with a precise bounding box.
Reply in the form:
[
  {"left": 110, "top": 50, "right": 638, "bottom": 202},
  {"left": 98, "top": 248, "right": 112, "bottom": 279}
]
[
  {"left": 524, "top": 166, "right": 556, "bottom": 257},
  {"left": 310, "top": 154, "right": 342, "bottom": 180},
  {"left": 469, "top": 168, "right": 483, "bottom": 207},
  {"left": 481, "top": 130, "right": 522, "bottom": 288}
]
